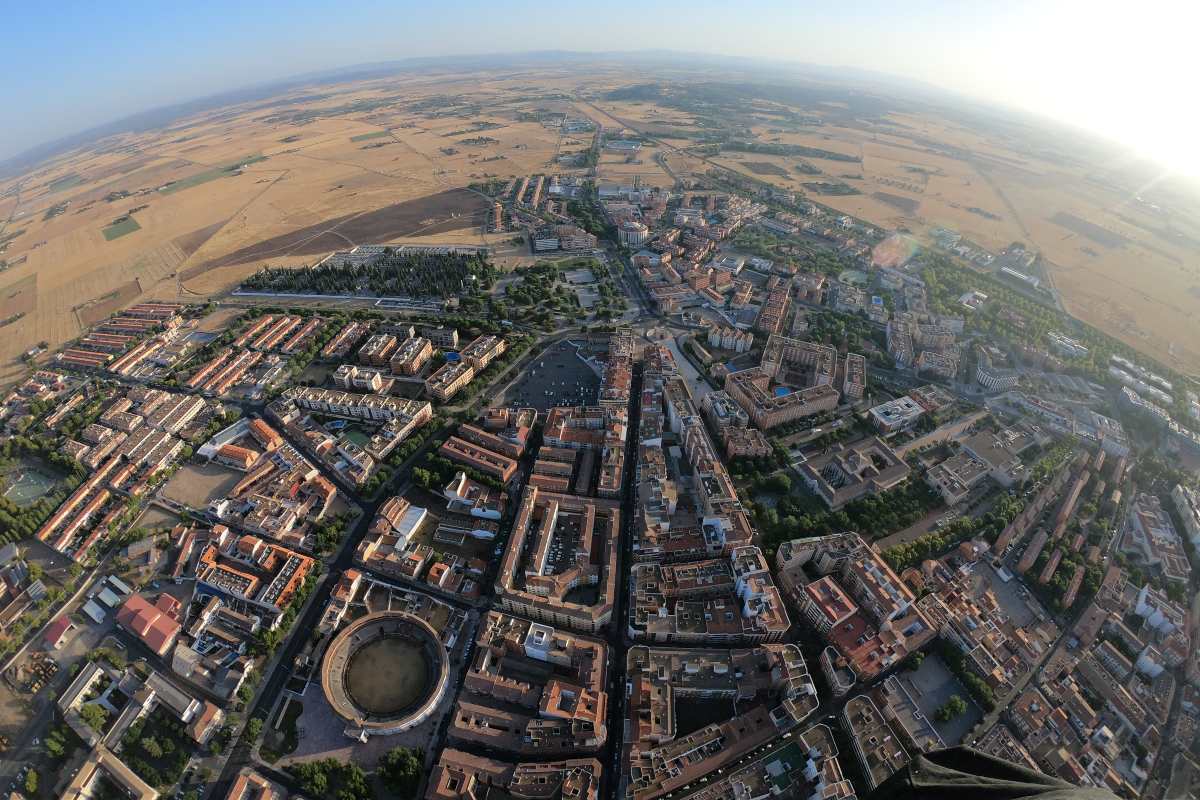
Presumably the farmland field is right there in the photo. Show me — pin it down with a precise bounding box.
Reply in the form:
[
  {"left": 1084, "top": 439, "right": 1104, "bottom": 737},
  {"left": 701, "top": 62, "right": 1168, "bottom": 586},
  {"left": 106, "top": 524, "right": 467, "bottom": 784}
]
[
  {"left": 102, "top": 216, "right": 142, "bottom": 240},
  {"left": 0, "top": 61, "right": 1197, "bottom": 389},
  {"left": 0, "top": 274, "right": 36, "bottom": 319},
  {"left": 873, "top": 191, "right": 920, "bottom": 214},
  {"left": 47, "top": 173, "right": 85, "bottom": 193},
  {"left": 160, "top": 154, "right": 266, "bottom": 194},
  {"left": 740, "top": 161, "right": 790, "bottom": 177},
  {"left": 77, "top": 279, "right": 142, "bottom": 325}
]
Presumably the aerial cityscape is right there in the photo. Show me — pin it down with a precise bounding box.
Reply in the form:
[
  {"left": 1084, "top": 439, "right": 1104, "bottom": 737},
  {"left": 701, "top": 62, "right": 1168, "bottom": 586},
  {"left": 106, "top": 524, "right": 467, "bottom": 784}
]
[{"left": 0, "top": 7, "right": 1198, "bottom": 800}]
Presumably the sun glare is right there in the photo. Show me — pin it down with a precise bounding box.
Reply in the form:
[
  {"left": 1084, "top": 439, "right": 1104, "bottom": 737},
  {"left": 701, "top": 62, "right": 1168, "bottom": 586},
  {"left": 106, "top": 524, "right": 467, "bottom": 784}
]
[{"left": 1001, "top": 1, "right": 1200, "bottom": 177}]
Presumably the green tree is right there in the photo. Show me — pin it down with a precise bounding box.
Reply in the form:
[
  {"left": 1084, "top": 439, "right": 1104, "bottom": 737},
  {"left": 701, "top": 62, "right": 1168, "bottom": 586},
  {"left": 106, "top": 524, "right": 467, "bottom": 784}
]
[
  {"left": 246, "top": 718, "right": 264, "bottom": 741},
  {"left": 378, "top": 746, "right": 424, "bottom": 797},
  {"left": 935, "top": 694, "right": 968, "bottom": 721},
  {"left": 79, "top": 703, "right": 108, "bottom": 732}
]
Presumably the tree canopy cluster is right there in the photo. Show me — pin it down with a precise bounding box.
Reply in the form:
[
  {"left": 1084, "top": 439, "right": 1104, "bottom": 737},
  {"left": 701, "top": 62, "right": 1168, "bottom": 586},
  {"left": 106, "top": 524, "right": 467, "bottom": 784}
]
[
  {"left": 937, "top": 640, "right": 997, "bottom": 712},
  {"left": 242, "top": 250, "right": 497, "bottom": 299},
  {"left": 288, "top": 758, "right": 373, "bottom": 800},
  {"left": 747, "top": 477, "right": 943, "bottom": 557},
  {"left": 0, "top": 435, "right": 85, "bottom": 544},
  {"left": 378, "top": 746, "right": 424, "bottom": 798},
  {"left": 935, "top": 694, "right": 968, "bottom": 721}
]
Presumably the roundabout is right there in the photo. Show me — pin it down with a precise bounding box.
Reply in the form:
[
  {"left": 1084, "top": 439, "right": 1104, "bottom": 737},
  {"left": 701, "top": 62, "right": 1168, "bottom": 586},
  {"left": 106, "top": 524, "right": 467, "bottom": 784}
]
[{"left": 320, "top": 611, "right": 449, "bottom": 737}]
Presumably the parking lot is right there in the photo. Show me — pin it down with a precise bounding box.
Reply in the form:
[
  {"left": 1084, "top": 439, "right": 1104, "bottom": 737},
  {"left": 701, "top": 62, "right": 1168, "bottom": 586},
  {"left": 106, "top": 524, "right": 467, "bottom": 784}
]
[
  {"left": 497, "top": 340, "right": 599, "bottom": 411},
  {"left": 974, "top": 562, "right": 1041, "bottom": 628}
]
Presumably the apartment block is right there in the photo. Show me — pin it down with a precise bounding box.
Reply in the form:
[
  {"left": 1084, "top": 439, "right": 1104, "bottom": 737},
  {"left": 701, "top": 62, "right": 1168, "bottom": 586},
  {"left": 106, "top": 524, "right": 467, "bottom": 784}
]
[
  {"left": 425, "top": 361, "right": 476, "bottom": 401},
  {"left": 496, "top": 487, "right": 620, "bottom": 634}
]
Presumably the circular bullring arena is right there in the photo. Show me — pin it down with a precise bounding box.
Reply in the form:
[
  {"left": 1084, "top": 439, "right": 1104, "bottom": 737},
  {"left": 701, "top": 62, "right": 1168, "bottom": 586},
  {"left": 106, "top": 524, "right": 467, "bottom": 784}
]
[{"left": 320, "top": 611, "right": 449, "bottom": 736}]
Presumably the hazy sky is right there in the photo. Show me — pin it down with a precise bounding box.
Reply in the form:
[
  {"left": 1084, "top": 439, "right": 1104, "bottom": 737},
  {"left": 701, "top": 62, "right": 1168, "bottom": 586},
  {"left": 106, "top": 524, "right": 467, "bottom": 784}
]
[{"left": 3, "top": 0, "right": 1196, "bottom": 173}]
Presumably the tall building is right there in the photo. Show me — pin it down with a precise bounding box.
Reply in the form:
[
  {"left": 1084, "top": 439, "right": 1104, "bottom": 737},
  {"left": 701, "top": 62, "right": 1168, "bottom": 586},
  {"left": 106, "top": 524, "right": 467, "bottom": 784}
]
[{"left": 619, "top": 220, "right": 649, "bottom": 247}]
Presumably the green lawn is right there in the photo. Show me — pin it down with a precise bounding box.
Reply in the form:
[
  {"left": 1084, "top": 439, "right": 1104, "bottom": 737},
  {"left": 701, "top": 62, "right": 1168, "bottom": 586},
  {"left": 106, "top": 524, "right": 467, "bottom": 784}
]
[
  {"left": 342, "top": 426, "right": 372, "bottom": 447},
  {"left": 102, "top": 217, "right": 142, "bottom": 240},
  {"left": 159, "top": 155, "right": 266, "bottom": 195},
  {"left": 350, "top": 130, "right": 390, "bottom": 142}
]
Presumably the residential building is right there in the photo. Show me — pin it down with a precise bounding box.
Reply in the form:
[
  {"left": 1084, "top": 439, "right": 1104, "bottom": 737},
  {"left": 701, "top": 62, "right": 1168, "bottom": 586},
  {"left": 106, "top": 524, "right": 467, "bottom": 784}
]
[
  {"left": 797, "top": 437, "right": 911, "bottom": 510},
  {"left": 868, "top": 396, "right": 924, "bottom": 434},
  {"left": 449, "top": 612, "right": 609, "bottom": 754},
  {"left": 358, "top": 333, "right": 398, "bottom": 367},
  {"left": 422, "top": 326, "right": 459, "bottom": 349},
  {"left": 776, "top": 534, "right": 935, "bottom": 678},
  {"left": 725, "top": 368, "right": 839, "bottom": 430},
  {"left": 1171, "top": 483, "right": 1200, "bottom": 550},
  {"left": 976, "top": 344, "right": 1020, "bottom": 392},
  {"left": 496, "top": 487, "right": 620, "bottom": 634},
  {"left": 426, "top": 361, "right": 476, "bottom": 401},
  {"left": 843, "top": 353, "right": 867, "bottom": 402},
  {"left": 628, "top": 546, "right": 790, "bottom": 644},
  {"left": 389, "top": 336, "right": 434, "bottom": 375},
  {"left": 460, "top": 335, "right": 507, "bottom": 371},
  {"left": 439, "top": 436, "right": 519, "bottom": 483},
  {"left": 1121, "top": 493, "right": 1190, "bottom": 585},
  {"left": 332, "top": 364, "right": 387, "bottom": 393}
]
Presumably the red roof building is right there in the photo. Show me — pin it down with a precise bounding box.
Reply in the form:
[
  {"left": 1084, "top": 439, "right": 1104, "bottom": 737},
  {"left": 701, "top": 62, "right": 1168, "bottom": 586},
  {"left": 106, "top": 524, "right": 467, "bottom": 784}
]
[
  {"left": 43, "top": 615, "right": 75, "bottom": 649},
  {"left": 116, "top": 594, "right": 181, "bottom": 656}
]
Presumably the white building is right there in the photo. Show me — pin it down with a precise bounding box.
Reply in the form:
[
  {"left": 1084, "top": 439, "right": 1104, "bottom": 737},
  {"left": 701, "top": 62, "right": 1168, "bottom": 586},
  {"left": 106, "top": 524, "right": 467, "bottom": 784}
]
[
  {"left": 868, "top": 396, "right": 925, "bottom": 434},
  {"left": 1172, "top": 483, "right": 1200, "bottom": 550},
  {"left": 618, "top": 221, "right": 649, "bottom": 247},
  {"left": 1046, "top": 331, "right": 1090, "bottom": 359},
  {"left": 707, "top": 326, "right": 752, "bottom": 354}
]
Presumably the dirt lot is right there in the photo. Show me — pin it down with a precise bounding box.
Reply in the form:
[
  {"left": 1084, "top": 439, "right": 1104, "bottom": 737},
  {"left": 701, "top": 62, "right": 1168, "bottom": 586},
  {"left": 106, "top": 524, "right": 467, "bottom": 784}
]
[
  {"left": 194, "top": 305, "right": 244, "bottom": 333},
  {"left": 132, "top": 506, "right": 184, "bottom": 531},
  {"left": 161, "top": 461, "right": 242, "bottom": 508}
]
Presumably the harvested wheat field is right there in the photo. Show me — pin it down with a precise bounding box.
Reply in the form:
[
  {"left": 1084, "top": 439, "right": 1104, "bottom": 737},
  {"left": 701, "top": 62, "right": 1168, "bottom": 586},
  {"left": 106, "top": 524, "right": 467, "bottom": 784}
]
[{"left": 1, "top": 64, "right": 1199, "bottom": 383}]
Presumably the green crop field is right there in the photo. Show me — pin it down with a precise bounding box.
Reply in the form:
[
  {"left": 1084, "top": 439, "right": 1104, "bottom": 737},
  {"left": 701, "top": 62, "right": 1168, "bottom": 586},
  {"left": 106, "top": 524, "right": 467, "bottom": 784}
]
[
  {"left": 159, "top": 154, "right": 267, "bottom": 195},
  {"left": 48, "top": 173, "right": 84, "bottom": 192},
  {"left": 350, "top": 130, "right": 390, "bottom": 142},
  {"left": 102, "top": 217, "right": 142, "bottom": 240}
]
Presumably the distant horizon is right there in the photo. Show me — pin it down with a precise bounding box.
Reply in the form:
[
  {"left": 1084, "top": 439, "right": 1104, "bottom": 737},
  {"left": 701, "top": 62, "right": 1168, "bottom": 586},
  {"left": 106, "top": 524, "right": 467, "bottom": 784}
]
[
  {"left": 0, "top": 48, "right": 1179, "bottom": 189},
  {"left": 1, "top": 49, "right": 995, "bottom": 171},
  {"left": 1, "top": 1, "right": 1196, "bottom": 180}
]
